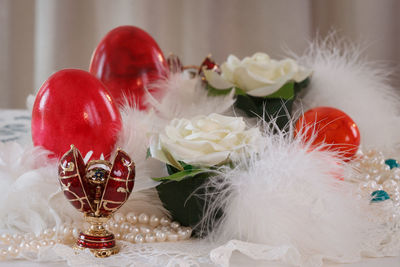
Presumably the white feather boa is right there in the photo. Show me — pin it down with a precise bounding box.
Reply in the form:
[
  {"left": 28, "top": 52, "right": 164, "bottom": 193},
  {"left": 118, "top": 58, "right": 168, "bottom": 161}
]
[
  {"left": 292, "top": 35, "right": 400, "bottom": 155},
  {"left": 202, "top": 123, "right": 400, "bottom": 266}
]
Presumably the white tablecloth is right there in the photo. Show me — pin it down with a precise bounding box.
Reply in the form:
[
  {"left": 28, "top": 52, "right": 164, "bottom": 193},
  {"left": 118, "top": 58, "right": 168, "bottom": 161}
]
[{"left": 0, "top": 110, "right": 399, "bottom": 267}]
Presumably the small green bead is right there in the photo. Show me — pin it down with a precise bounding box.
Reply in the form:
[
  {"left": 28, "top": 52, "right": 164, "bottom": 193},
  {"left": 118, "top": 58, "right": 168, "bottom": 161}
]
[
  {"left": 385, "top": 159, "right": 399, "bottom": 169},
  {"left": 371, "top": 190, "right": 390, "bottom": 203}
]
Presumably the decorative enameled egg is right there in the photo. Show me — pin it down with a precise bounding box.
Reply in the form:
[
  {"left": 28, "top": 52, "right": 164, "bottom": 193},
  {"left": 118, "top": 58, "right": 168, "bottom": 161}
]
[
  {"left": 32, "top": 69, "right": 122, "bottom": 159},
  {"left": 89, "top": 26, "right": 168, "bottom": 109}
]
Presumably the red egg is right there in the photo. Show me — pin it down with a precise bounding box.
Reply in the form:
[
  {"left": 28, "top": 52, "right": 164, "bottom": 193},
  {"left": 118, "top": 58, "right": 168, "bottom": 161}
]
[
  {"left": 32, "top": 69, "right": 122, "bottom": 160},
  {"left": 89, "top": 25, "right": 168, "bottom": 110},
  {"left": 295, "top": 106, "right": 360, "bottom": 161}
]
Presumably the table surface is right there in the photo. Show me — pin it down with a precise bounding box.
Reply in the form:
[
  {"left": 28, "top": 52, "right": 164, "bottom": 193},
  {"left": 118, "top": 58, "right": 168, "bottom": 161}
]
[
  {"left": 0, "top": 110, "right": 399, "bottom": 266},
  {"left": 0, "top": 255, "right": 399, "bottom": 267}
]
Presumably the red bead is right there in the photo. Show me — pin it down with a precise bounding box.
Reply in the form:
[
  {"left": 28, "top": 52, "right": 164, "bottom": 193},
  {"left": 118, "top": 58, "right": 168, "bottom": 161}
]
[
  {"left": 32, "top": 69, "right": 122, "bottom": 160},
  {"left": 198, "top": 56, "right": 220, "bottom": 74},
  {"left": 295, "top": 106, "right": 360, "bottom": 161},
  {"left": 89, "top": 26, "right": 168, "bottom": 110}
]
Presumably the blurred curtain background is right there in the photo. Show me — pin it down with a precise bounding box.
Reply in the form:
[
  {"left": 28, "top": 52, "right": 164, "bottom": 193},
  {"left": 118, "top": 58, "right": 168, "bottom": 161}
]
[{"left": 0, "top": 0, "right": 399, "bottom": 109}]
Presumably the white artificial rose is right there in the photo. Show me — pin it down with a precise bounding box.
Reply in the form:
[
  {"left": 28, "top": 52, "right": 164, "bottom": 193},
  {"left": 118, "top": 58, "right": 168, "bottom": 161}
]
[
  {"left": 204, "top": 52, "right": 311, "bottom": 97},
  {"left": 149, "top": 113, "right": 261, "bottom": 168}
]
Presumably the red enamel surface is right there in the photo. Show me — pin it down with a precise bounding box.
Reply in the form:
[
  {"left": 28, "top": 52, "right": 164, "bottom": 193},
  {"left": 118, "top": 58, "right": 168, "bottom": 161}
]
[
  {"left": 58, "top": 146, "right": 135, "bottom": 216},
  {"left": 58, "top": 148, "right": 93, "bottom": 213},
  {"left": 89, "top": 26, "right": 168, "bottom": 110},
  {"left": 100, "top": 150, "right": 135, "bottom": 216},
  {"left": 199, "top": 56, "right": 220, "bottom": 74},
  {"left": 32, "top": 69, "right": 122, "bottom": 160},
  {"left": 295, "top": 106, "right": 361, "bottom": 161},
  {"left": 77, "top": 232, "right": 115, "bottom": 249}
]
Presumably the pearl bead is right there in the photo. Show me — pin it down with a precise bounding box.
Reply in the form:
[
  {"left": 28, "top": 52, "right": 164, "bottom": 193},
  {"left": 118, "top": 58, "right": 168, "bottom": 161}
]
[
  {"left": 160, "top": 217, "right": 171, "bottom": 226},
  {"left": 49, "top": 240, "right": 56, "bottom": 246},
  {"left": 63, "top": 227, "right": 72, "bottom": 237},
  {"left": 114, "top": 233, "right": 121, "bottom": 240},
  {"left": 140, "top": 226, "right": 151, "bottom": 234},
  {"left": 72, "top": 228, "right": 79, "bottom": 238},
  {"left": 11, "top": 233, "right": 22, "bottom": 243},
  {"left": 121, "top": 222, "right": 130, "bottom": 233},
  {"left": 145, "top": 234, "right": 156, "bottom": 243},
  {"left": 149, "top": 215, "right": 160, "bottom": 227},
  {"left": 114, "top": 213, "right": 125, "bottom": 223},
  {"left": 383, "top": 179, "right": 398, "bottom": 190},
  {"left": 7, "top": 245, "right": 19, "bottom": 256},
  {"left": 167, "top": 233, "right": 179, "bottom": 242},
  {"left": 138, "top": 213, "right": 149, "bottom": 224},
  {"left": 19, "top": 241, "right": 26, "bottom": 249},
  {"left": 129, "top": 226, "right": 140, "bottom": 235},
  {"left": 126, "top": 212, "right": 138, "bottom": 224},
  {"left": 112, "top": 223, "right": 120, "bottom": 231},
  {"left": 156, "top": 231, "right": 167, "bottom": 242},
  {"left": 126, "top": 233, "right": 135, "bottom": 242},
  {"left": 43, "top": 229, "right": 54, "bottom": 238},
  {"left": 161, "top": 226, "right": 171, "bottom": 232},
  {"left": 134, "top": 234, "right": 144, "bottom": 243},
  {"left": 0, "top": 233, "right": 11, "bottom": 244},
  {"left": 361, "top": 180, "right": 378, "bottom": 191},
  {"left": 170, "top": 221, "right": 180, "bottom": 229},
  {"left": 41, "top": 240, "right": 49, "bottom": 247},
  {"left": 178, "top": 228, "right": 192, "bottom": 239}
]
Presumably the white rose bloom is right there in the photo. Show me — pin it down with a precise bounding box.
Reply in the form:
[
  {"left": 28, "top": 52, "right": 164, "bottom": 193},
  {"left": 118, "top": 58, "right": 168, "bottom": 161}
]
[
  {"left": 204, "top": 52, "right": 311, "bottom": 97},
  {"left": 149, "top": 113, "right": 261, "bottom": 168}
]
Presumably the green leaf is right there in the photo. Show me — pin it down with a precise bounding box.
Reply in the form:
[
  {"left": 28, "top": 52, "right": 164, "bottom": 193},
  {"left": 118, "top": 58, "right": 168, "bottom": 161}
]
[
  {"left": 206, "top": 84, "right": 234, "bottom": 96},
  {"left": 234, "top": 87, "right": 247, "bottom": 96},
  {"left": 265, "top": 82, "right": 294, "bottom": 100},
  {"left": 146, "top": 148, "right": 151, "bottom": 159},
  {"left": 161, "top": 147, "right": 184, "bottom": 171},
  {"left": 294, "top": 77, "right": 310, "bottom": 93},
  {"left": 206, "top": 80, "right": 295, "bottom": 100},
  {"left": 180, "top": 161, "right": 206, "bottom": 171},
  {"left": 152, "top": 168, "right": 208, "bottom": 182}
]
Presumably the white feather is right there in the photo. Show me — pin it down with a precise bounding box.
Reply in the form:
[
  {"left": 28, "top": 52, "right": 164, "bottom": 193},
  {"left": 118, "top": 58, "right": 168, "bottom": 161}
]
[
  {"left": 115, "top": 108, "right": 166, "bottom": 191},
  {"left": 202, "top": 121, "right": 379, "bottom": 266},
  {"left": 291, "top": 34, "right": 400, "bottom": 155},
  {"left": 146, "top": 73, "right": 235, "bottom": 120},
  {"left": 114, "top": 107, "right": 169, "bottom": 217},
  {"left": 0, "top": 142, "right": 79, "bottom": 235}
]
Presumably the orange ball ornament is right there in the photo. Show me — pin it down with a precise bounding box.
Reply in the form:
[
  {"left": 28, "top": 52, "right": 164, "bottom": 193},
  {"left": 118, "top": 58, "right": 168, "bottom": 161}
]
[{"left": 295, "top": 106, "right": 360, "bottom": 161}]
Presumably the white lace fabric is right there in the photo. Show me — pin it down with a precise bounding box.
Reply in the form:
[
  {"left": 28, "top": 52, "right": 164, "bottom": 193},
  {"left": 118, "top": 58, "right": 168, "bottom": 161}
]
[{"left": 45, "top": 240, "right": 213, "bottom": 267}]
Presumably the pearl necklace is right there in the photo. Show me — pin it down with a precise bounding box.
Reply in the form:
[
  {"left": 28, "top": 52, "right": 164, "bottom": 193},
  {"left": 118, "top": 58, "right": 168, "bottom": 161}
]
[
  {"left": 352, "top": 149, "right": 400, "bottom": 204},
  {"left": 0, "top": 212, "right": 192, "bottom": 260}
]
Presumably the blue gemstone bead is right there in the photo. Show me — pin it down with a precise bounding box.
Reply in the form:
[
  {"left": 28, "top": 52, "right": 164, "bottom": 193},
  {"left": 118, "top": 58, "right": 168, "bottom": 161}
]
[
  {"left": 385, "top": 159, "right": 399, "bottom": 169},
  {"left": 371, "top": 190, "right": 390, "bottom": 203}
]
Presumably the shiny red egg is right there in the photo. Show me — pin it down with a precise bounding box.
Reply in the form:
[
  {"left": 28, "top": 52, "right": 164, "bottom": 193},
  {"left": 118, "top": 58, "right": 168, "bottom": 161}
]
[
  {"left": 31, "top": 69, "right": 122, "bottom": 160},
  {"left": 89, "top": 25, "right": 168, "bottom": 110},
  {"left": 295, "top": 106, "right": 360, "bottom": 161}
]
